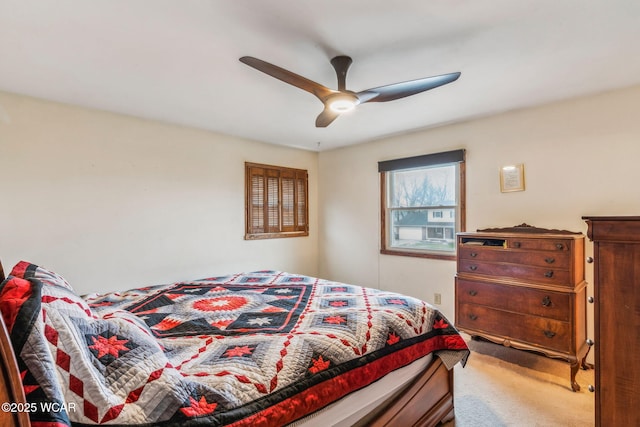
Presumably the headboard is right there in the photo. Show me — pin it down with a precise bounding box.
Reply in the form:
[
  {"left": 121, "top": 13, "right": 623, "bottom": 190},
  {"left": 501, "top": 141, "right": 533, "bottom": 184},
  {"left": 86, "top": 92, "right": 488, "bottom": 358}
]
[{"left": 0, "top": 259, "right": 31, "bottom": 426}]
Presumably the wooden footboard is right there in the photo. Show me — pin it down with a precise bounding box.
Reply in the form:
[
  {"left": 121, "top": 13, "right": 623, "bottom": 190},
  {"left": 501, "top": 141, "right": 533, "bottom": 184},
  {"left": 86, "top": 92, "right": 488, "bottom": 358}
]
[{"left": 355, "top": 357, "right": 455, "bottom": 427}]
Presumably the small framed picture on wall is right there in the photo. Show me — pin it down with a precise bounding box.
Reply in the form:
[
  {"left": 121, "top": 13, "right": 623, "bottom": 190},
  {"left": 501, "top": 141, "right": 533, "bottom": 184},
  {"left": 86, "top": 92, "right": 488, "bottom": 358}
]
[{"left": 500, "top": 164, "right": 525, "bottom": 192}]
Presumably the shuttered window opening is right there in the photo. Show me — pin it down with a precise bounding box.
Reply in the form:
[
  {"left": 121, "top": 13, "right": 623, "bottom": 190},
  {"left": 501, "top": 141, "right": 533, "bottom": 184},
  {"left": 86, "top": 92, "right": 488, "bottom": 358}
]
[{"left": 246, "top": 162, "right": 309, "bottom": 239}]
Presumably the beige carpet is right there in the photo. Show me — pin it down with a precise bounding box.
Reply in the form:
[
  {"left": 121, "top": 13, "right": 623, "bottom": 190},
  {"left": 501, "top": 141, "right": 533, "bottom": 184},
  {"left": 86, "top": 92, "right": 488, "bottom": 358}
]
[{"left": 442, "top": 336, "right": 594, "bottom": 427}]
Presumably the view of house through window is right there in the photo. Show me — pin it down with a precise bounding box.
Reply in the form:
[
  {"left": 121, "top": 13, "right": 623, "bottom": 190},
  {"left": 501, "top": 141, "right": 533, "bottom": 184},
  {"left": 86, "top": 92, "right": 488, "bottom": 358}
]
[
  {"left": 245, "top": 162, "right": 309, "bottom": 239},
  {"left": 379, "top": 150, "right": 465, "bottom": 260}
]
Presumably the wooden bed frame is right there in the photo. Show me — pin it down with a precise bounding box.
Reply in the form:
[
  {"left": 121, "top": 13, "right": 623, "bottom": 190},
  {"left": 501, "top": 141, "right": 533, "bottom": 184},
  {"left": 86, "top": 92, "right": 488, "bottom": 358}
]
[
  {"left": 0, "top": 260, "right": 456, "bottom": 427},
  {"left": 363, "top": 357, "right": 455, "bottom": 427}
]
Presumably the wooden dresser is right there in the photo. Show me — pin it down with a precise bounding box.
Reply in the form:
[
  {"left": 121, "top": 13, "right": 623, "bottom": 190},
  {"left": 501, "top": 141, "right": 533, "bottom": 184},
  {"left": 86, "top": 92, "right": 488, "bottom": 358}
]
[
  {"left": 583, "top": 216, "right": 640, "bottom": 426},
  {"left": 455, "top": 224, "right": 590, "bottom": 391}
]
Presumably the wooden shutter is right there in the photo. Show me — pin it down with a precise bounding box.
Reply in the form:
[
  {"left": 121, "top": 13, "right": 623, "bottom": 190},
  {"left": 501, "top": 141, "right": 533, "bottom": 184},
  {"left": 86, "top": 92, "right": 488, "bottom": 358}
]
[
  {"left": 281, "top": 170, "right": 295, "bottom": 231},
  {"left": 248, "top": 166, "right": 266, "bottom": 234},
  {"left": 296, "top": 171, "right": 307, "bottom": 231},
  {"left": 266, "top": 169, "right": 280, "bottom": 233}
]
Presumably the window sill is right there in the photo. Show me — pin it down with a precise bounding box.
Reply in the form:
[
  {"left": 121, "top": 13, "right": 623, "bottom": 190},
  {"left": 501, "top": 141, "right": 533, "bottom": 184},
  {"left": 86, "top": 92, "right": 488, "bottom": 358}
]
[
  {"left": 245, "top": 231, "right": 309, "bottom": 240},
  {"left": 380, "top": 248, "right": 456, "bottom": 261}
]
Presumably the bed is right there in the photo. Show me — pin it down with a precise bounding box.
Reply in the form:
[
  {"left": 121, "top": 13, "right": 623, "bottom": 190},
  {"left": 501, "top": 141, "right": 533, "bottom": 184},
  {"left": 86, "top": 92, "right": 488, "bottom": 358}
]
[{"left": 0, "top": 260, "right": 469, "bottom": 427}]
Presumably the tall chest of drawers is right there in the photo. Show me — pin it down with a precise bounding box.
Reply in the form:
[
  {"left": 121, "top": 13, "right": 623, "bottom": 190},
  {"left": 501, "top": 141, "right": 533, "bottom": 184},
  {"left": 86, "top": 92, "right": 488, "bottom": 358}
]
[
  {"left": 583, "top": 216, "right": 640, "bottom": 426},
  {"left": 455, "top": 225, "right": 590, "bottom": 391}
]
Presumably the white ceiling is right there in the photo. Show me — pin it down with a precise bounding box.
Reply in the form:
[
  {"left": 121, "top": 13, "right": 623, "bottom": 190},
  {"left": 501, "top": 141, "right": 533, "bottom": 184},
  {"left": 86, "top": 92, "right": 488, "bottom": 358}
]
[{"left": 1, "top": 1, "right": 639, "bottom": 151}]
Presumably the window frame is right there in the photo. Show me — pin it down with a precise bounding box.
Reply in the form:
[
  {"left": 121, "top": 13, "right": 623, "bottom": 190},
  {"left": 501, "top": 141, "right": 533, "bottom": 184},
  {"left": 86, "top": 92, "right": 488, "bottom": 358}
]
[
  {"left": 379, "top": 150, "right": 466, "bottom": 260},
  {"left": 245, "top": 162, "right": 309, "bottom": 240}
]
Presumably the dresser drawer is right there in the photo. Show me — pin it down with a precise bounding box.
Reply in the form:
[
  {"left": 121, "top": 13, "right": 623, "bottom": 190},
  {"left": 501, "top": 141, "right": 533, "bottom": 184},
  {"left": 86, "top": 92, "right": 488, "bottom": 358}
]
[
  {"left": 456, "top": 278, "right": 571, "bottom": 321},
  {"left": 506, "top": 237, "right": 572, "bottom": 252},
  {"left": 456, "top": 303, "right": 571, "bottom": 353},
  {"left": 458, "top": 259, "right": 571, "bottom": 286},
  {"left": 458, "top": 246, "right": 571, "bottom": 268}
]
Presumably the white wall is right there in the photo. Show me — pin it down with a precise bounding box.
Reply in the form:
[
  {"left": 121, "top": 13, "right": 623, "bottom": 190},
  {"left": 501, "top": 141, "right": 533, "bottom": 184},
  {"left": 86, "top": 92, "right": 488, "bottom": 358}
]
[
  {"left": 0, "top": 92, "right": 319, "bottom": 294},
  {"left": 318, "top": 83, "right": 640, "bottom": 344}
]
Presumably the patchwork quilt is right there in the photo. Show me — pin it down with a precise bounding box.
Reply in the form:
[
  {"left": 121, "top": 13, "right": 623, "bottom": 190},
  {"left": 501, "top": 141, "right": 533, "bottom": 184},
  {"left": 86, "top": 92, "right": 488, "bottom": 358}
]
[{"left": 0, "top": 261, "right": 469, "bottom": 427}]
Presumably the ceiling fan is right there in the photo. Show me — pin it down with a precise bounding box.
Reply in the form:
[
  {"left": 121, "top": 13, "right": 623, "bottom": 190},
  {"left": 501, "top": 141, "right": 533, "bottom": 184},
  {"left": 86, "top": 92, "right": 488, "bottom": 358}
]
[{"left": 239, "top": 55, "right": 461, "bottom": 128}]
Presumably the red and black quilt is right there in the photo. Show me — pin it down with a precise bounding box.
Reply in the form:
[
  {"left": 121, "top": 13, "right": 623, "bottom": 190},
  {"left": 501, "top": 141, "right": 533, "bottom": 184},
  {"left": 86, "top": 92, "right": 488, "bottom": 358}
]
[{"left": 0, "top": 262, "right": 469, "bottom": 427}]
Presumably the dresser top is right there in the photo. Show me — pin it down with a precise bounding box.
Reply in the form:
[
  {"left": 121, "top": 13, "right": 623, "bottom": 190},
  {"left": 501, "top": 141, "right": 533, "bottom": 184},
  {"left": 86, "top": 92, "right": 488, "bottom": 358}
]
[
  {"left": 583, "top": 216, "right": 640, "bottom": 242},
  {"left": 582, "top": 216, "right": 640, "bottom": 221},
  {"left": 459, "top": 223, "right": 583, "bottom": 238}
]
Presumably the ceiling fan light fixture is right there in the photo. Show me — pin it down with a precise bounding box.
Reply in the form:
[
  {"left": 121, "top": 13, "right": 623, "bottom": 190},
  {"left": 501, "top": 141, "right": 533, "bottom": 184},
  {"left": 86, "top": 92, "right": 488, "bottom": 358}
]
[{"left": 327, "top": 93, "right": 359, "bottom": 113}]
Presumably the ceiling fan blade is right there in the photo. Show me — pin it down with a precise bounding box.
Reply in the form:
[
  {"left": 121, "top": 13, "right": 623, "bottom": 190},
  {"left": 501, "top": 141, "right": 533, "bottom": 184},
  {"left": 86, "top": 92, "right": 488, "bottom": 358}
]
[
  {"left": 357, "top": 72, "right": 461, "bottom": 103},
  {"left": 315, "top": 107, "right": 340, "bottom": 128},
  {"left": 240, "top": 56, "right": 335, "bottom": 101}
]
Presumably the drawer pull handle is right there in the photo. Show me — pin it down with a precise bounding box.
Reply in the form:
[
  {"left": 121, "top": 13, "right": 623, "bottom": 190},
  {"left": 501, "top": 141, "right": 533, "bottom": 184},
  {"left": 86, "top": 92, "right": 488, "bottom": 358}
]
[
  {"left": 588, "top": 385, "right": 595, "bottom": 393},
  {"left": 469, "top": 265, "right": 478, "bottom": 271},
  {"left": 544, "top": 271, "right": 554, "bottom": 278},
  {"left": 555, "top": 243, "right": 564, "bottom": 250},
  {"left": 543, "top": 330, "right": 556, "bottom": 338},
  {"left": 468, "top": 290, "right": 478, "bottom": 296},
  {"left": 513, "top": 241, "right": 521, "bottom": 248},
  {"left": 544, "top": 257, "right": 555, "bottom": 264},
  {"left": 469, "top": 314, "right": 478, "bottom": 321},
  {"left": 588, "top": 296, "right": 594, "bottom": 303},
  {"left": 586, "top": 339, "right": 594, "bottom": 347},
  {"left": 470, "top": 252, "right": 478, "bottom": 257},
  {"left": 541, "top": 296, "right": 552, "bottom": 307}
]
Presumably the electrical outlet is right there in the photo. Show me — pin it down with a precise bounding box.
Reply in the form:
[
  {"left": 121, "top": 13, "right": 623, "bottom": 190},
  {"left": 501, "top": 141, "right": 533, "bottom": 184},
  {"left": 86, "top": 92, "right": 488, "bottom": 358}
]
[{"left": 434, "top": 293, "right": 442, "bottom": 305}]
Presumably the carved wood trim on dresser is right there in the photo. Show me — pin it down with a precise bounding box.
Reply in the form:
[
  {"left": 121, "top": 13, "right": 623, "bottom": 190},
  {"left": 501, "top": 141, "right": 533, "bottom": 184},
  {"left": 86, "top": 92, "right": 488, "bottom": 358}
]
[
  {"left": 455, "top": 224, "right": 590, "bottom": 392},
  {"left": 583, "top": 216, "right": 640, "bottom": 427}
]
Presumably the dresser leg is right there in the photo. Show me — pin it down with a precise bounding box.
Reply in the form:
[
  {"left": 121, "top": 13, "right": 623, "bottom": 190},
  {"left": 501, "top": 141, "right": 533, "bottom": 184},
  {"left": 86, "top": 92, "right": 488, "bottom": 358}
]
[
  {"left": 580, "top": 345, "right": 594, "bottom": 370},
  {"left": 570, "top": 361, "right": 581, "bottom": 392}
]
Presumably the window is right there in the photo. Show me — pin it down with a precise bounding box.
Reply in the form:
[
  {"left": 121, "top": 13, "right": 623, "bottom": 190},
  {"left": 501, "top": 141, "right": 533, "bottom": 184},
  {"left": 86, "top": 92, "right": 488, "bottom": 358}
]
[
  {"left": 379, "top": 149, "right": 465, "bottom": 260},
  {"left": 245, "top": 162, "right": 308, "bottom": 239}
]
